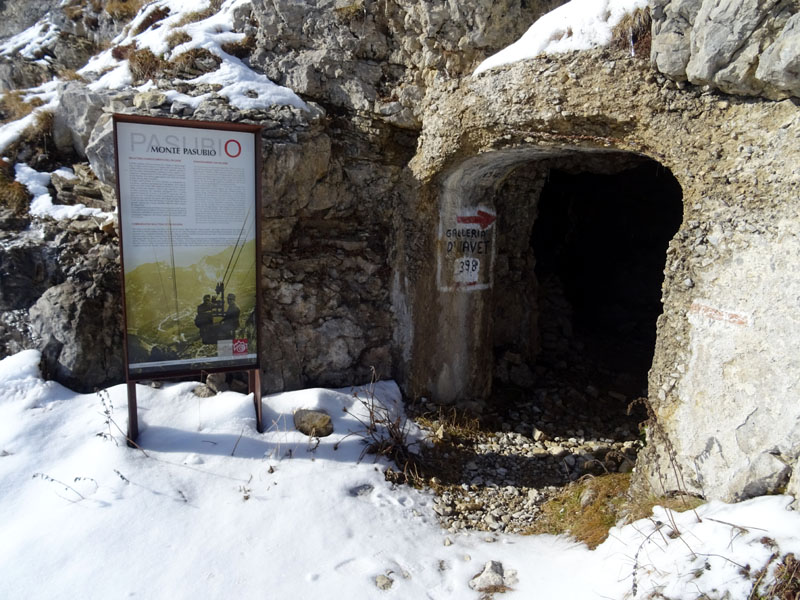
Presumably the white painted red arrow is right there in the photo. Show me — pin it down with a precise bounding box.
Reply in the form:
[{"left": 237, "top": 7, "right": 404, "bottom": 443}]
[{"left": 456, "top": 210, "right": 496, "bottom": 230}]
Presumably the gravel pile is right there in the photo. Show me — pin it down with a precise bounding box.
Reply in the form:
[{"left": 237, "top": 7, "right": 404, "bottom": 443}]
[{"left": 414, "top": 362, "right": 646, "bottom": 535}]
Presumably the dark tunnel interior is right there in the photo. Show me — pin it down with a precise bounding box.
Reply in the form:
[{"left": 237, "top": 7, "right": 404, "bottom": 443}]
[{"left": 531, "top": 160, "right": 684, "bottom": 398}]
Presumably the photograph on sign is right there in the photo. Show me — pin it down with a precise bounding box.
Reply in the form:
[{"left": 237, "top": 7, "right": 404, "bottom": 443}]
[{"left": 114, "top": 117, "right": 260, "bottom": 377}]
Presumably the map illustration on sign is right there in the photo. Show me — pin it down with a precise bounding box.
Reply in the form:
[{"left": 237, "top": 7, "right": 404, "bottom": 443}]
[
  {"left": 115, "top": 116, "right": 260, "bottom": 377},
  {"left": 437, "top": 207, "right": 496, "bottom": 292}
]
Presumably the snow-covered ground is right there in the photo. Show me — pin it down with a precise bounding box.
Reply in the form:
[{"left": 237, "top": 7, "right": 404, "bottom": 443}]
[{"left": 1, "top": 350, "right": 799, "bottom": 599}]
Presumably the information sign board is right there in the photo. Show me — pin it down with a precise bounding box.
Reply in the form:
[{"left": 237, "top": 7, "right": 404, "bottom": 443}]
[{"left": 113, "top": 115, "right": 262, "bottom": 379}]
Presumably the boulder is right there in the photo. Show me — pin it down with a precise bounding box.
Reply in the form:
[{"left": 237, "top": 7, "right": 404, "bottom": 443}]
[
  {"left": 85, "top": 113, "right": 116, "bottom": 187},
  {"left": 29, "top": 279, "right": 124, "bottom": 392},
  {"left": 52, "top": 82, "right": 105, "bottom": 158},
  {"left": 293, "top": 409, "right": 334, "bottom": 437},
  {"left": 205, "top": 372, "right": 229, "bottom": 393},
  {"left": 469, "top": 560, "right": 518, "bottom": 592},
  {"left": 133, "top": 90, "right": 168, "bottom": 110},
  {"left": 756, "top": 12, "right": 800, "bottom": 98}
]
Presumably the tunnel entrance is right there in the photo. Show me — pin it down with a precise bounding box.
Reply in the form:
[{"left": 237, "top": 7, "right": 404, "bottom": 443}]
[
  {"left": 532, "top": 160, "right": 684, "bottom": 397},
  {"left": 490, "top": 154, "right": 683, "bottom": 441},
  {"left": 406, "top": 152, "right": 684, "bottom": 534}
]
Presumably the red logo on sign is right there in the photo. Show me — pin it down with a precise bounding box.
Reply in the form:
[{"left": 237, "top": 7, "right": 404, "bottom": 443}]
[
  {"left": 224, "top": 139, "right": 242, "bottom": 158},
  {"left": 232, "top": 339, "right": 248, "bottom": 355}
]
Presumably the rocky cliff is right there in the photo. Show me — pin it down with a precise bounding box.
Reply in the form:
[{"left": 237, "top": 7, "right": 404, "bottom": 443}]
[{"left": 0, "top": 0, "right": 798, "bottom": 505}]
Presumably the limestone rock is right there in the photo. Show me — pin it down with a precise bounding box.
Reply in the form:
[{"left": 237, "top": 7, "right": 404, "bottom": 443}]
[
  {"left": 133, "top": 91, "right": 168, "bottom": 110},
  {"left": 348, "top": 483, "right": 374, "bottom": 497},
  {"left": 50, "top": 164, "right": 114, "bottom": 212},
  {"left": 469, "top": 560, "right": 517, "bottom": 592},
  {"left": 756, "top": 13, "right": 800, "bottom": 98},
  {"left": 375, "top": 574, "right": 393, "bottom": 590},
  {"left": 85, "top": 113, "right": 116, "bottom": 186},
  {"left": 650, "top": 0, "right": 700, "bottom": 79},
  {"left": 293, "top": 409, "right": 334, "bottom": 437},
  {"left": 52, "top": 83, "right": 106, "bottom": 158},
  {"left": 249, "top": 0, "right": 553, "bottom": 121},
  {"left": 51, "top": 32, "right": 97, "bottom": 73},
  {"left": 29, "top": 279, "right": 124, "bottom": 393},
  {"left": 0, "top": 238, "right": 62, "bottom": 311},
  {"left": 193, "top": 384, "right": 217, "bottom": 398},
  {"left": 205, "top": 372, "right": 229, "bottom": 393},
  {"left": 652, "top": 0, "right": 800, "bottom": 99},
  {"left": 0, "top": 57, "right": 51, "bottom": 92},
  {"left": 0, "top": 309, "right": 35, "bottom": 357},
  {"left": 0, "top": 0, "right": 57, "bottom": 40}
]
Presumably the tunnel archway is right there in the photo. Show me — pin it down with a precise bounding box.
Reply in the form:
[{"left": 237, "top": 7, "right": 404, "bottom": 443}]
[{"left": 490, "top": 152, "right": 683, "bottom": 437}]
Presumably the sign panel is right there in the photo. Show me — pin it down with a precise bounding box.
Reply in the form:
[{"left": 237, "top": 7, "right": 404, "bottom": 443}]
[
  {"left": 114, "top": 115, "right": 261, "bottom": 378},
  {"left": 437, "top": 207, "right": 496, "bottom": 292}
]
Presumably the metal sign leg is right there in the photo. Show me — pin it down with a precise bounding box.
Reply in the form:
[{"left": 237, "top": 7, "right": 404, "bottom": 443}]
[
  {"left": 250, "top": 369, "right": 263, "bottom": 433},
  {"left": 127, "top": 380, "right": 139, "bottom": 446}
]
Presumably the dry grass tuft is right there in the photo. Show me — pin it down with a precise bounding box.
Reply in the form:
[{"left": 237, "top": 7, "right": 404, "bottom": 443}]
[
  {"left": 131, "top": 5, "right": 171, "bottom": 36},
  {"left": 169, "top": 47, "right": 221, "bottom": 74},
  {"left": 166, "top": 30, "right": 192, "bottom": 50},
  {"left": 56, "top": 68, "right": 87, "bottom": 82},
  {"left": 611, "top": 7, "right": 652, "bottom": 56},
  {"left": 524, "top": 473, "right": 704, "bottom": 549},
  {"left": 5, "top": 109, "right": 57, "bottom": 160},
  {"left": 221, "top": 36, "right": 255, "bottom": 59},
  {"left": 63, "top": 4, "right": 84, "bottom": 21},
  {"left": 128, "top": 47, "right": 168, "bottom": 83},
  {"left": 0, "top": 92, "right": 44, "bottom": 124},
  {"left": 105, "top": 0, "right": 145, "bottom": 22},
  {"left": 416, "top": 405, "right": 483, "bottom": 442},
  {"left": 752, "top": 553, "right": 800, "bottom": 599},
  {"left": 111, "top": 43, "right": 136, "bottom": 61},
  {"left": 343, "top": 369, "right": 426, "bottom": 487},
  {"left": 174, "top": 0, "right": 223, "bottom": 27},
  {"left": 333, "top": 0, "right": 366, "bottom": 20},
  {"left": 0, "top": 161, "right": 31, "bottom": 215}
]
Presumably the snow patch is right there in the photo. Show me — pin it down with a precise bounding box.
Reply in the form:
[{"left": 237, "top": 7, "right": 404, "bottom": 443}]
[
  {"left": 475, "top": 0, "right": 649, "bottom": 75},
  {"left": 15, "top": 163, "right": 113, "bottom": 221}
]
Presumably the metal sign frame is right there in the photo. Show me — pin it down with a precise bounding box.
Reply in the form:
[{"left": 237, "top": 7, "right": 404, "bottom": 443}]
[{"left": 113, "top": 114, "right": 264, "bottom": 440}]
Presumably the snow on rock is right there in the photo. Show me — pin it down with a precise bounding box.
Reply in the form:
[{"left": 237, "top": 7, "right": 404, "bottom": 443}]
[
  {"left": 15, "top": 163, "right": 111, "bottom": 221},
  {"left": 0, "top": 21, "right": 59, "bottom": 60},
  {"left": 474, "top": 0, "right": 648, "bottom": 75},
  {"left": 80, "top": 0, "right": 306, "bottom": 110}
]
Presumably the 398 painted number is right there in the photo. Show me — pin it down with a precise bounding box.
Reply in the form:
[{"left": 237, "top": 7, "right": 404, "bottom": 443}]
[
  {"left": 456, "top": 259, "right": 479, "bottom": 273},
  {"left": 454, "top": 258, "right": 480, "bottom": 283}
]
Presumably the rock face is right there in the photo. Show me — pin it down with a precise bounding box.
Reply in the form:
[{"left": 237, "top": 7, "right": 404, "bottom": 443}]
[
  {"left": 0, "top": 0, "right": 799, "bottom": 505},
  {"left": 652, "top": 0, "right": 800, "bottom": 99},
  {"left": 0, "top": 213, "right": 121, "bottom": 392},
  {"left": 248, "top": 0, "right": 565, "bottom": 126},
  {"left": 0, "top": 0, "right": 56, "bottom": 40}
]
